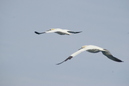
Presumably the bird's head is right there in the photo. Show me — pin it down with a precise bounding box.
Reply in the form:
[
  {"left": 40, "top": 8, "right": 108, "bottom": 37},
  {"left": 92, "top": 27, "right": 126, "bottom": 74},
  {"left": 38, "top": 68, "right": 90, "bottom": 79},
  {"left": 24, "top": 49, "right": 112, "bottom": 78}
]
[
  {"left": 47, "top": 28, "right": 55, "bottom": 31},
  {"left": 50, "top": 28, "right": 55, "bottom": 30},
  {"left": 82, "top": 45, "right": 87, "bottom": 48},
  {"left": 79, "top": 45, "right": 87, "bottom": 50}
]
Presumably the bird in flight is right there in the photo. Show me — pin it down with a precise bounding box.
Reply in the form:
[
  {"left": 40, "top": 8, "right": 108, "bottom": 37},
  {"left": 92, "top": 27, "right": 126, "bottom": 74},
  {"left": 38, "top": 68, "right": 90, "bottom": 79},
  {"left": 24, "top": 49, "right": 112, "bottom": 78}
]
[
  {"left": 57, "top": 45, "right": 123, "bottom": 65},
  {"left": 35, "top": 28, "right": 82, "bottom": 35}
]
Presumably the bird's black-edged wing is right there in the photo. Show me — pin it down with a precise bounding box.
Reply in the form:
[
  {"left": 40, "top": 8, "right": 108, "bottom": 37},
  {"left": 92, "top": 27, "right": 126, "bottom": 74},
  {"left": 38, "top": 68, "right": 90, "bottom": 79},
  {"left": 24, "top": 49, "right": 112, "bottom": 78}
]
[
  {"left": 68, "top": 31, "right": 82, "bottom": 34},
  {"left": 102, "top": 49, "right": 123, "bottom": 62},
  {"left": 56, "top": 56, "right": 73, "bottom": 65},
  {"left": 35, "top": 31, "right": 45, "bottom": 35},
  {"left": 56, "top": 48, "right": 85, "bottom": 65}
]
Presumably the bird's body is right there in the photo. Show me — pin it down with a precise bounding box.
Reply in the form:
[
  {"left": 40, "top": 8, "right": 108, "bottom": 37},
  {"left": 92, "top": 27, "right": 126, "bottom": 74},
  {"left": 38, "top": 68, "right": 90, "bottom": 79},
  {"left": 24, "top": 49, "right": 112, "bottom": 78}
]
[
  {"left": 57, "top": 45, "right": 123, "bottom": 65},
  {"left": 35, "top": 28, "right": 82, "bottom": 35},
  {"left": 83, "top": 45, "right": 104, "bottom": 53}
]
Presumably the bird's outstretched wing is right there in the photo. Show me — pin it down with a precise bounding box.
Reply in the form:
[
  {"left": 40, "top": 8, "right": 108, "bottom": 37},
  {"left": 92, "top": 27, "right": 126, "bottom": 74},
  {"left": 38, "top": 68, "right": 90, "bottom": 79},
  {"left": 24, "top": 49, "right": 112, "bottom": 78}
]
[
  {"left": 35, "top": 31, "right": 45, "bottom": 35},
  {"left": 56, "top": 56, "right": 73, "bottom": 65},
  {"left": 102, "top": 49, "right": 123, "bottom": 62},
  {"left": 68, "top": 31, "right": 82, "bottom": 34},
  {"left": 56, "top": 49, "right": 85, "bottom": 65}
]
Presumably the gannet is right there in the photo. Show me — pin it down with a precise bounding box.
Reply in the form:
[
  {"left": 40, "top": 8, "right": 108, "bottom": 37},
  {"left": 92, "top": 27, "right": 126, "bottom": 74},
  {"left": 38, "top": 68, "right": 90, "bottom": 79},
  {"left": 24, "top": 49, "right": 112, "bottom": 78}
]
[
  {"left": 57, "top": 45, "right": 123, "bottom": 65},
  {"left": 35, "top": 28, "right": 82, "bottom": 35}
]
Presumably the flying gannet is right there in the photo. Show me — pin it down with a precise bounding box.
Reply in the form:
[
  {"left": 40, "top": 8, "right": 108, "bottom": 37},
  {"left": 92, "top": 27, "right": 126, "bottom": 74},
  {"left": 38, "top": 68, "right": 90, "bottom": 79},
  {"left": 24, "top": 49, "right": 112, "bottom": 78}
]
[
  {"left": 35, "top": 28, "right": 82, "bottom": 35},
  {"left": 57, "top": 45, "right": 123, "bottom": 65}
]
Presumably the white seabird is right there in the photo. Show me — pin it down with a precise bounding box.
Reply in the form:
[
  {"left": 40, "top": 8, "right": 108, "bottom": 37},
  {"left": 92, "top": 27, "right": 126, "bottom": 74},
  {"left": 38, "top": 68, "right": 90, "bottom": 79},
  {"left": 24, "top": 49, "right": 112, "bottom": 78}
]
[
  {"left": 35, "top": 28, "right": 82, "bottom": 35},
  {"left": 57, "top": 45, "right": 123, "bottom": 65}
]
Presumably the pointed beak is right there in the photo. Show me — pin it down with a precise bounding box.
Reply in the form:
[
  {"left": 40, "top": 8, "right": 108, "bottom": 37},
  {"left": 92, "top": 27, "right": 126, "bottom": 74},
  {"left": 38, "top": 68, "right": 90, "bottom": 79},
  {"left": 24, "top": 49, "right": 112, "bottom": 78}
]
[
  {"left": 78, "top": 47, "right": 82, "bottom": 50},
  {"left": 47, "top": 30, "right": 51, "bottom": 31}
]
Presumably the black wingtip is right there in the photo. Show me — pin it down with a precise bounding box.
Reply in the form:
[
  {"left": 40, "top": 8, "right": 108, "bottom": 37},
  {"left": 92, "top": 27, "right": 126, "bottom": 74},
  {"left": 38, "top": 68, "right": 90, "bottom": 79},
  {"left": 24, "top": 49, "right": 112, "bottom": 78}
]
[
  {"left": 68, "top": 31, "right": 82, "bottom": 34},
  {"left": 78, "top": 31, "right": 82, "bottom": 33},
  {"left": 115, "top": 59, "right": 123, "bottom": 62},
  {"left": 76, "top": 31, "right": 82, "bottom": 33},
  {"left": 101, "top": 50, "right": 123, "bottom": 63},
  {"left": 75, "top": 31, "right": 82, "bottom": 33},
  {"left": 35, "top": 31, "right": 41, "bottom": 35},
  {"left": 56, "top": 56, "right": 73, "bottom": 65},
  {"left": 56, "top": 61, "right": 65, "bottom": 65}
]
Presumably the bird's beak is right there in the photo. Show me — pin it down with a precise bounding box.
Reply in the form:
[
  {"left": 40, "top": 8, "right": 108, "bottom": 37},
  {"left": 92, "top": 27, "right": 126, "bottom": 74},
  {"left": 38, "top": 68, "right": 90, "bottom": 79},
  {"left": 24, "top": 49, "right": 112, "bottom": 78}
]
[
  {"left": 78, "top": 47, "right": 83, "bottom": 50},
  {"left": 47, "top": 29, "right": 51, "bottom": 31}
]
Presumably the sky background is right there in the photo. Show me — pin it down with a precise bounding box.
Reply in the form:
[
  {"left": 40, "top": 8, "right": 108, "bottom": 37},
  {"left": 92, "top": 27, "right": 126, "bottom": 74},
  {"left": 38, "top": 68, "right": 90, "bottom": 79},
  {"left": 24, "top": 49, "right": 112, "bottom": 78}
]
[{"left": 1, "top": 0, "right": 129, "bottom": 86}]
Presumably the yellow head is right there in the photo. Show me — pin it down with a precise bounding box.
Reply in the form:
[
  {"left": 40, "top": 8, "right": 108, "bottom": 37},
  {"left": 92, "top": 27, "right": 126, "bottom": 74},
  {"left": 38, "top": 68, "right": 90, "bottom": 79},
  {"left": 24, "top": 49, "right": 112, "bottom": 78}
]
[
  {"left": 81, "top": 45, "right": 87, "bottom": 48},
  {"left": 50, "top": 28, "right": 55, "bottom": 30},
  {"left": 79, "top": 45, "right": 87, "bottom": 50}
]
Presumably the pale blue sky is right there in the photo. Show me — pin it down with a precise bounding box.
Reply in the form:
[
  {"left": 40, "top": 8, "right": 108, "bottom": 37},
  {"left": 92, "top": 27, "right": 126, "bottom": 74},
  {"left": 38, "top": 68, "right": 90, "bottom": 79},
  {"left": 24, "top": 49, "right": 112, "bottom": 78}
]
[{"left": 1, "top": 0, "right": 129, "bottom": 86}]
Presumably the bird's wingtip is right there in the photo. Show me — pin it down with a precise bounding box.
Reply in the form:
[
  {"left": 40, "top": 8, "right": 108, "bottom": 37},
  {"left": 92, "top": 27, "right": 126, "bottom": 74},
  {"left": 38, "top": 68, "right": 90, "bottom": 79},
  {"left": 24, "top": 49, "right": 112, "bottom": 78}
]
[
  {"left": 112, "top": 56, "right": 123, "bottom": 62},
  {"left": 56, "top": 61, "right": 65, "bottom": 65},
  {"left": 35, "top": 31, "right": 40, "bottom": 34},
  {"left": 118, "top": 60, "right": 123, "bottom": 62},
  {"left": 56, "top": 56, "right": 73, "bottom": 65},
  {"left": 77, "top": 31, "right": 82, "bottom": 33},
  {"left": 56, "top": 63, "right": 61, "bottom": 65},
  {"left": 68, "top": 31, "right": 82, "bottom": 34},
  {"left": 35, "top": 31, "right": 45, "bottom": 35}
]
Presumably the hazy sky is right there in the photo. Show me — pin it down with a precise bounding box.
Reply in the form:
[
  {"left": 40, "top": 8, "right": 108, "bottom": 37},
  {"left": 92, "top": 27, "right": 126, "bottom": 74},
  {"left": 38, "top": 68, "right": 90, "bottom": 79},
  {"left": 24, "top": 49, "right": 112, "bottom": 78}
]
[{"left": 1, "top": 0, "right": 129, "bottom": 86}]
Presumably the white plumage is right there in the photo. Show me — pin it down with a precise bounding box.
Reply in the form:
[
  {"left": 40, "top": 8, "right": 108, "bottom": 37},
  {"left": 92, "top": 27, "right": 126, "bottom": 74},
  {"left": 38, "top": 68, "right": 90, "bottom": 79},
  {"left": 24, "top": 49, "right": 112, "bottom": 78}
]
[
  {"left": 35, "top": 28, "right": 82, "bottom": 35},
  {"left": 57, "top": 45, "right": 123, "bottom": 65}
]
